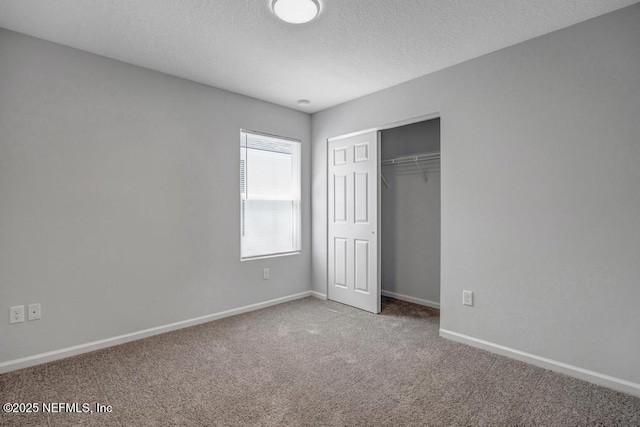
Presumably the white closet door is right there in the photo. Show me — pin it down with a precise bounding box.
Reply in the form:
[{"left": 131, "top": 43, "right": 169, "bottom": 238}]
[{"left": 327, "top": 131, "right": 380, "bottom": 313}]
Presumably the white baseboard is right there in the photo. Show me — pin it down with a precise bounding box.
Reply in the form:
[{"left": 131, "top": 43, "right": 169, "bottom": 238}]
[
  {"left": 311, "top": 291, "right": 327, "bottom": 300},
  {"left": 439, "top": 328, "right": 640, "bottom": 398},
  {"left": 0, "top": 291, "right": 313, "bottom": 374},
  {"left": 381, "top": 290, "right": 440, "bottom": 309}
]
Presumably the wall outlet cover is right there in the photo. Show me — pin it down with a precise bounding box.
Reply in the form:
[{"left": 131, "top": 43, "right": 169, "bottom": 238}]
[
  {"left": 28, "top": 303, "right": 41, "bottom": 321},
  {"left": 463, "top": 290, "right": 473, "bottom": 306},
  {"left": 10, "top": 306, "right": 25, "bottom": 324},
  {"left": 263, "top": 268, "right": 270, "bottom": 280}
]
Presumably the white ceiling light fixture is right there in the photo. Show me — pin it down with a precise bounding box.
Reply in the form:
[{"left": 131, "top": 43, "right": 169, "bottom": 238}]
[{"left": 272, "top": 0, "right": 320, "bottom": 24}]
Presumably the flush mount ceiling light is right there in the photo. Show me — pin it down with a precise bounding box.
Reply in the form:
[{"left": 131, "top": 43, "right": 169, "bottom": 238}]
[{"left": 272, "top": 0, "right": 320, "bottom": 24}]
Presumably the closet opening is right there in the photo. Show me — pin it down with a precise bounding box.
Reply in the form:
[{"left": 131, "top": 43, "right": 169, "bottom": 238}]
[{"left": 380, "top": 118, "right": 441, "bottom": 310}]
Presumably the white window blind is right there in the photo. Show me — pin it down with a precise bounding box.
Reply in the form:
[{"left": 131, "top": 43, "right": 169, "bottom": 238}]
[{"left": 240, "top": 130, "right": 301, "bottom": 260}]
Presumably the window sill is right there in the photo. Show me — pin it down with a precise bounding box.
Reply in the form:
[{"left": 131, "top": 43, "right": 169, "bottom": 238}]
[{"left": 241, "top": 251, "right": 301, "bottom": 262}]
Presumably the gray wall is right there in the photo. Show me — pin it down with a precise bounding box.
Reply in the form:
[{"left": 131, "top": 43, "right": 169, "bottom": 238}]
[
  {"left": 381, "top": 120, "right": 440, "bottom": 304},
  {"left": 381, "top": 119, "right": 440, "bottom": 159},
  {"left": 0, "top": 29, "right": 311, "bottom": 364},
  {"left": 312, "top": 4, "right": 640, "bottom": 384}
]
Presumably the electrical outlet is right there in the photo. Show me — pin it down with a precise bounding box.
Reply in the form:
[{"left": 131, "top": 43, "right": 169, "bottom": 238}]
[
  {"left": 9, "top": 306, "right": 24, "bottom": 324},
  {"left": 263, "top": 268, "right": 270, "bottom": 280},
  {"left": 27, "top": 303, "right": 41, "bottom": 321},
  {"left": 463, "top": 290, "right": 473, "bottom": 306}
]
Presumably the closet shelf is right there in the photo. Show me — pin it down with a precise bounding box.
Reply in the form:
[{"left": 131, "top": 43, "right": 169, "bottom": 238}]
[
  {"left": 381, "top": 152, "right": 440, "bottom": 186},
  {"left": 381, "top": 152, "right": 440, "bottom": 166}
]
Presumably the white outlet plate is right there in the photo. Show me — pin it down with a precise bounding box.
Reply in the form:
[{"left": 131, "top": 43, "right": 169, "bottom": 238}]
[
  {"left": 10, "top": 306, "right": 25, "bottom": 324},
  {"left": 263, "top": 268, "right": 270, "bottom": 280},
  {"left": 463, "top": 290, "right": 473, "bottom": 306},
  {"left": 28, "top": 303, "right": 41, "bottom": 321}
]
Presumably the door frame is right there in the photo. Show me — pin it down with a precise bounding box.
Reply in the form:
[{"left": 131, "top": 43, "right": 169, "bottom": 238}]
[{"left": 326, "top": 112, "right": 441, "bottom": 308}]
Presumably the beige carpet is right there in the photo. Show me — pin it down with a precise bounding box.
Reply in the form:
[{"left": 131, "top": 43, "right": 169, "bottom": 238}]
[{"left": 1, "top": 296, "right": 639, "bottom": 426}]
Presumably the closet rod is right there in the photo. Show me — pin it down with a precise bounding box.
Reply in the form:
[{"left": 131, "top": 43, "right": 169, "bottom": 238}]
[{"left": 381, "top": 152, "right": 440, "bottom": 166}]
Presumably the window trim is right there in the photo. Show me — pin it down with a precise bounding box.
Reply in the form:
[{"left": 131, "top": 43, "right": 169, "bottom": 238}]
[{"left": 240, "top": 129, "right": 301, "bottom": 261}]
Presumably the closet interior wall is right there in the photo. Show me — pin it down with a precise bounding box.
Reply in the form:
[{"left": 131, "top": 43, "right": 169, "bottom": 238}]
[{"left": 381, "top": 119, "right": 441, "bottom": 306}]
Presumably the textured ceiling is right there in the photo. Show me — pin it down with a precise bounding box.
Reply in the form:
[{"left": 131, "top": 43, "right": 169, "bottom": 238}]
[{"left": 0, "top": 0, "right": 637, "bottom": 113}]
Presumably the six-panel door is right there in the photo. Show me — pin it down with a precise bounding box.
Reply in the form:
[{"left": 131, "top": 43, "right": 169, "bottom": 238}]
[{"left": 327, "top": 131, "right": 380, "bottom": 313}]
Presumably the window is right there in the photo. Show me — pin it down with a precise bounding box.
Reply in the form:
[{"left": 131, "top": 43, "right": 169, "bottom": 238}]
[{"left": 240, "top": 130, "right": 301, "bottom": 260}]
